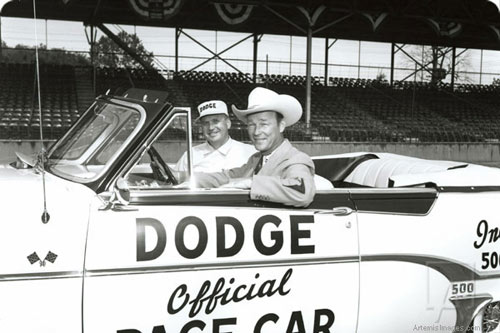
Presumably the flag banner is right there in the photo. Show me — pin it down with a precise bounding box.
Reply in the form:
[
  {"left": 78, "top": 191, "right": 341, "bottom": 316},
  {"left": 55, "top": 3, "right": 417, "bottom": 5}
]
[{"left": 128, "top": 0, "right": 184, "bottom": 21}]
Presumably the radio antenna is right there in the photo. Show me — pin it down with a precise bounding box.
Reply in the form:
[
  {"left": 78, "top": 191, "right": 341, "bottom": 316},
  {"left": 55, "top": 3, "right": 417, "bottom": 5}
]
[{"left": 32, "top": 0, "right": 50, "bottom": 224}]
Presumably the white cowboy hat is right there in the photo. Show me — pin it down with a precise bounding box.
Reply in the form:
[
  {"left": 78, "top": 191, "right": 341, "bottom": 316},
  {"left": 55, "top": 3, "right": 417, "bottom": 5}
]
[
  {"left": 196, "top": 100, "right": 229, "bottom": 121},
  {"left": 231, "top": 87, "right": 302, "bottom": 127}
]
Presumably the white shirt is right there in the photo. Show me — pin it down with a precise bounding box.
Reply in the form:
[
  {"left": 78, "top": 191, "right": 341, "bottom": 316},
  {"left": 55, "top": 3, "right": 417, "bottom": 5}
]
[{"left": 174, "top": 138, "right": 257, "bottom": 173}]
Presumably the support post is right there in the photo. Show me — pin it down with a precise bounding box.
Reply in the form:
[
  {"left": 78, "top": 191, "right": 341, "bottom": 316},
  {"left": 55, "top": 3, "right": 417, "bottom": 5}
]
[
  {"left": 92, "top": 26, "right": 96, "bottom": 96},
  {"left": 85, "top": 25, "right": 97, "bottom": 95},
  {"left": 266, "top": 54, "right": 268, "bottom": 75},
  {"left": 253, "top": 33, "right": 259, "bottom": 84},
  {"left": 175, "top": 27, "right": 180, "bottom": 74},
  {"left": 324, "top": 38, "right": 328, "bottom": 86},
  {"left": 390, "top": 43, "right": 395, "bottom": 86},
  {"left": 451, "top": 47, "right": 456, "bottom": 91},
  {"left": 480, "top": 49, "right": 483, "bottom": 85},
  {"left": 358, "top": 40, "right": 361, "bottom": 79},
  {"left": 0, "top": 16, "right": 3, "bottom": 59},
  {"left": 305, "top": 25, "right": 312, "bottom": 126},
  {"left": 215, "top": 30, "right": 218, "bottom": 72}
]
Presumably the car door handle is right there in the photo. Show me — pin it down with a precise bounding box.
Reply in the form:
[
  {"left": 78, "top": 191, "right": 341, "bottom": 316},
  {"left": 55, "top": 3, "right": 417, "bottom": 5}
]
[{"left": 315, "top": 206, "right": 354, "bottom": 216}]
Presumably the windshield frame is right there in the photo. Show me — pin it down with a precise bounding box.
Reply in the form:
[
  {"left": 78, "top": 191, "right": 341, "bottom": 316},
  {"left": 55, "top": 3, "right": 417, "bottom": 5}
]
[
  {"left": 108, "top": 107, "right": 193, "bottom": 192},
  {"left": 46, "top": 98, "right": 147, "bottom": 184}
]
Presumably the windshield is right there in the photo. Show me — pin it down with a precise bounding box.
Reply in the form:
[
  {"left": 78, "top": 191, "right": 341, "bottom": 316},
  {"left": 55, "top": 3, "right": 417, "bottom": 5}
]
[{"left": 47, "top": 99, "right": 145, "bottom": 182}]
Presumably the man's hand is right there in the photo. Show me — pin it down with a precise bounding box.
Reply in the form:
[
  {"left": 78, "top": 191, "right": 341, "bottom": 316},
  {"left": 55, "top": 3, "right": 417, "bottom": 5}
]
[{"left": 220, "top": 177, "right": 252, "bottom": 189}]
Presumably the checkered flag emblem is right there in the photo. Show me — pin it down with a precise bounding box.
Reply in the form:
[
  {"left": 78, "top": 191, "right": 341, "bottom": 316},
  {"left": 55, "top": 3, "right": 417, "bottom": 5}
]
[
  {"left": 27, "top": 252, "right": 41, "bottom": 265},
  {"left": 27, "top": 251, "right": 58, "bottom": 266},
  {"left": 44, "top": 251, "right": 58, "bottom": 264}
]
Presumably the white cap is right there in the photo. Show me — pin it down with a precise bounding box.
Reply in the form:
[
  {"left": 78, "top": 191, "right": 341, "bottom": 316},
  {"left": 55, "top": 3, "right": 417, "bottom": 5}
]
[{"left": 196, "top": 100, "right": 228, "bottom": 121}]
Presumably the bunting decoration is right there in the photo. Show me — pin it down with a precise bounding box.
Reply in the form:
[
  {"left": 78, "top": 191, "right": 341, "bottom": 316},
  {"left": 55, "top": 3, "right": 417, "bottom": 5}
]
[
  {"left": 214, "top": 3, "right": 254, "bottom": 25},
  {"left": 128, "top": 0, "right": 184, "bottom": 21}
]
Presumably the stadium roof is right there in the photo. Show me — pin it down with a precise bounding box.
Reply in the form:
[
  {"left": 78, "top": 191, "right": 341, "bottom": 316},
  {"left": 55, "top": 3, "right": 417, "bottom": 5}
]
[{"left": 2, "top": 0, "right": 500, "bottom": 50}]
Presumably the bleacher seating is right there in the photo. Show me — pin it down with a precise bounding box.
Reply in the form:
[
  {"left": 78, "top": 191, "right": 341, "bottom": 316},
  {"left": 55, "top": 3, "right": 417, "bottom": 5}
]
[
  {"left": 0, "top": 62, "right": 79, "bottom": 140},
  {"left": 95, "top": 67, "right": 167, "bottom": 96},
  {"left": 2, "top": 64, "right": 500, "bottom": 143}
]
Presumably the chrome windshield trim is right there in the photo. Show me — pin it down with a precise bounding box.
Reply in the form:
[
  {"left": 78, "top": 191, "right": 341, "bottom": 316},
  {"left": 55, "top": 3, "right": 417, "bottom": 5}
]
[
  {"left": 110, "top": 108, "right": 190, "bottom": 192},
  {"left": 48, "top": 99, "right": 147, "bottom": 184}
]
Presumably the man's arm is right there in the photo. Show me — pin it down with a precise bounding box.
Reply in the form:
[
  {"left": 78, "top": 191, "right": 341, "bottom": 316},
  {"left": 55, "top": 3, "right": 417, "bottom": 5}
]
[
  {"left": 250, "top": 163, "right": 316, "bottom": 207},
  {"left": 172, "top": 151, "right": 187, "bottom": 172},
  {"left": 194, "top": 155, "right": 258, "bottom": 188}
]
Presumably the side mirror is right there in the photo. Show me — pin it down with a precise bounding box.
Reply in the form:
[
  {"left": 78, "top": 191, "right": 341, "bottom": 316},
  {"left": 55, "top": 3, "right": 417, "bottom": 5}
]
[
  {"left": 115, "top": 177, "right": 131, "bottom": 205},
  {"left": 98, "top": 178, "right": 137, "bottom": 212}
]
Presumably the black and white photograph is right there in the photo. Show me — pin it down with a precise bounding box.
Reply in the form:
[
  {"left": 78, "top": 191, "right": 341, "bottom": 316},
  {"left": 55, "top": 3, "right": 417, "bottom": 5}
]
[{"left": 1, "top": 0, "right": 500, "bottom": 332}]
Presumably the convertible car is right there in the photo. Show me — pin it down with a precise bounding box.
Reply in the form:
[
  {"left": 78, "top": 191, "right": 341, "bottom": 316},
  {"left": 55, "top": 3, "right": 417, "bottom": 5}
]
[{"left": 0, "top": 89, "right": 499, "bottom": 333}]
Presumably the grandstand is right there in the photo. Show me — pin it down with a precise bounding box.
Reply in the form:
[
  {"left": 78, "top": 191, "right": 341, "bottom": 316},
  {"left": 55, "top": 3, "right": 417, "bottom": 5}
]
[
  {"left": 2, "top": 62, "right": 500, "bottom": 144},
  {"left": 2, "top": 0, "right": 500, "bottom": 167}
]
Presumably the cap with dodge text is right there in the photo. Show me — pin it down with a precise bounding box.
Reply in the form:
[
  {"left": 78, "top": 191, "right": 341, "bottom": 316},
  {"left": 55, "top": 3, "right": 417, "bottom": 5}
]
[{"left": 196, "top": 100, "right": 229, "bottom": 121}]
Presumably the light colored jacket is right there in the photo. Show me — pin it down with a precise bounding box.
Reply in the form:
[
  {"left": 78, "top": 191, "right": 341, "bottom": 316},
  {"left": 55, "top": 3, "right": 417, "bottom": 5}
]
[{"left": 196, "top": 139, "right": 316, "bottom": 207}]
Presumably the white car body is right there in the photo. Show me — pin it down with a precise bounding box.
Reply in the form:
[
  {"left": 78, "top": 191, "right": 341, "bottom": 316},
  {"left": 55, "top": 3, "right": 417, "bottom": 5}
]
[{"left": 0, "top": 89, "right": 499, "bottom": 333}]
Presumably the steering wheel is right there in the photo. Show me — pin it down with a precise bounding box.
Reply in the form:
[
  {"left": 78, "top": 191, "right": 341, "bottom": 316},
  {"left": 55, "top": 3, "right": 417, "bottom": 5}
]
[{"left": 147, "top": 146, "right": 178, "bottom": 185}]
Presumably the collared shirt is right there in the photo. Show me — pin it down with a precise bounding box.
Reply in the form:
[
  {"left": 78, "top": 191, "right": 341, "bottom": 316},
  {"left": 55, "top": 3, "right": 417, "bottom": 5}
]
[
  {"left": 261, "top": 147, "right": 278, "bottom": 168},
  {"left": 174, "top": 137, "right": 257, "bottom": 173}
]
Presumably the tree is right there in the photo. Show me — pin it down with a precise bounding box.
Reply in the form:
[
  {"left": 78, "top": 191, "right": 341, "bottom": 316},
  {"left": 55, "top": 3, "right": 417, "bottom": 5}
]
[
  {"left": 93, "top": 31, "right": 154, "bottom": 68},
  {"left": 0, "top": 43, "right": 90, "bottom": 65},
  {"left": 402, "top": 45, "right": 472, "bottom": 84}
]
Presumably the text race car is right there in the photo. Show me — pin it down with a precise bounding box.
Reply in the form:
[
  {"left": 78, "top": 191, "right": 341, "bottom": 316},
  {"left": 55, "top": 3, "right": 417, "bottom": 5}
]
[{"left": 1, "top": 89, "right": 499, "bottom": 333}]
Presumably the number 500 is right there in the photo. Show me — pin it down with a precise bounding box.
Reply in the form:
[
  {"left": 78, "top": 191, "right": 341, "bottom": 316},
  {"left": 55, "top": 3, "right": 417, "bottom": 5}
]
[{"left": 452, "top": 282, "right": 474, "bottom": 295}]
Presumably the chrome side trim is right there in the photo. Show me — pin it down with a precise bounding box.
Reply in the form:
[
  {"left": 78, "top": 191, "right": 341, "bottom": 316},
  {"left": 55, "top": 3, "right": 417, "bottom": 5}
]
[
  {"left": 85, "top": 256, "right": 359, "bottom": 278},
  {"left": 0, "top": 270, "right": 83, "bottom": 282},
  {"left": 362, "top": 254, "right": 500, "bottom": 281}
]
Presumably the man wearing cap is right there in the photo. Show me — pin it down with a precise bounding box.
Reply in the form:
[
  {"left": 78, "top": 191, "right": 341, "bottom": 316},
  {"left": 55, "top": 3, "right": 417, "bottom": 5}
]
[
  {"left": 174, "top": 100, "right": 256, "bottom": 173},
  {"left": 195, "top": 87, "right": 316, "bottom": 207}
]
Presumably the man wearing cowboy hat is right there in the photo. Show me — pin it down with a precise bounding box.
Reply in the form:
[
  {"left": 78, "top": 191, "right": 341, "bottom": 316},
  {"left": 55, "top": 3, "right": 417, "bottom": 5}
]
[
  {"left": 195, "top": 87, "right": 316, "bottom": 207},
  {"left": 174, "top": 100, "right": 256, "bottom": 173}
]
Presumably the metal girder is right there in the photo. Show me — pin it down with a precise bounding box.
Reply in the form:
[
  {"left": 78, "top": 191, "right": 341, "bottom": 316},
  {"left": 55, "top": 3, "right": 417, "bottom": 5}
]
[
  {"left": 89, "top": 0, "right": 103, "bottom": 25},
  {"left": 175, "top": 27, "right": 181, "bottom": 73},
  {"left": 314, "top": 13, "right": 352, "bottom": 35},
  {"left": 264, "top": 5, "right": 306, "bottom": 34},
  {"left": 451, "top": 47, "right": 456, "bottom": 89},
  {"left": 253, "top": 33, "right": 262, "bottom": 83},
  {"left": 186, "top": 32, "right": 254, "bottom": 73},
  {"left": 84, "top": 25, "right": 98, "bottom": 94},
  {"left": 0, "top": 16, "right": 2, "bottom": 58},
  {"left": 324, "top": 38, "right": 338, "bottom": 86},
  {"left": 180, "top": 29, "right": 251, "bottom": 81},
  {"left": 395, "top": 44, "right": 455, "bottom": 82},
  {"left": 96, "top": 23, "right": 155, "bottom": 70}
]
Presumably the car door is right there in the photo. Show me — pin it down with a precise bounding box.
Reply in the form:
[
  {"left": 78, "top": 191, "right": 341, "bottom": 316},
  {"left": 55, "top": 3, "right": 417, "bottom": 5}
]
[
  {"left": 82, "top": 109, "right": 360, "bottom": 332},
  {"left": 83, "top": 189, "right": 359, "bottom": 333}
]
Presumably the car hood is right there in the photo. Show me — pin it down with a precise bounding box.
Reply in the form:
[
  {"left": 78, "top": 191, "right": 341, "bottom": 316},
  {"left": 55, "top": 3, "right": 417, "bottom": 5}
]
[
  {"left": 0, "top": 162, "right": 96, "bottom": 213},
  {"left": 0, "top": 161, "right": 98, "bottom": 277}
]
